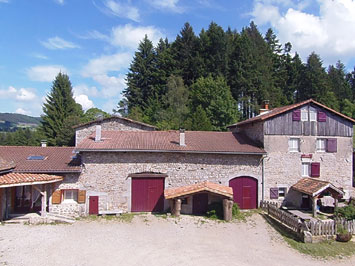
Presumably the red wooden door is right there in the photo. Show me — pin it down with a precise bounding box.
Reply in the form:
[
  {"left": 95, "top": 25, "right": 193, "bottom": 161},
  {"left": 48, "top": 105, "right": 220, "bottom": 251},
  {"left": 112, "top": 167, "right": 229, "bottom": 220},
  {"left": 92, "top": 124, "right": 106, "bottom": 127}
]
[
  {"left": 89, "top": 196, "right": 99, "bottom": 215},
  {"left": 229, "top": 177, "right": 257, "bottom": 209},
  {"left": 131, "top": 178, "right": 164, "bottom": 212},
  {"left": 192, "top": 193, "right": 208, "bottom": 215}
]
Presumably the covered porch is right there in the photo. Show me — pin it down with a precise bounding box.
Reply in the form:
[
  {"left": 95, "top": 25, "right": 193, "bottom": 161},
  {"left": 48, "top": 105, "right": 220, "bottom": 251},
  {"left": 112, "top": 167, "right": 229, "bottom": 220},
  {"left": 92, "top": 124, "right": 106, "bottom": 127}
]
[
  {"left": 0, "top": 173, "right": 63, "bottom": 220},
  {"left": 164, "top": 181, "right": 234, "bottom": 221},
  {"left": 289, "top": 178, "right": 344, "bottom": 218}
]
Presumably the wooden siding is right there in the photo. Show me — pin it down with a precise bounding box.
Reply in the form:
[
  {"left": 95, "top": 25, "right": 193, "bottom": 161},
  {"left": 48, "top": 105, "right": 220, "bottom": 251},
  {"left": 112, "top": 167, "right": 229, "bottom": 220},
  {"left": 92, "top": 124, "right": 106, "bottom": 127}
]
[{"left": 264, "top": 104, "right": 353, "bottom": 137}]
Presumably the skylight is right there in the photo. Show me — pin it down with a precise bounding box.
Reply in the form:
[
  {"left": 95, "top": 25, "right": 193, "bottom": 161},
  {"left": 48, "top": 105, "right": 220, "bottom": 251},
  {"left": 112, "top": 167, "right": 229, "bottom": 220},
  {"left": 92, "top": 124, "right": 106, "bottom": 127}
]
[{"left": 27, "top": 155, "right": 46, "bottom": 160}]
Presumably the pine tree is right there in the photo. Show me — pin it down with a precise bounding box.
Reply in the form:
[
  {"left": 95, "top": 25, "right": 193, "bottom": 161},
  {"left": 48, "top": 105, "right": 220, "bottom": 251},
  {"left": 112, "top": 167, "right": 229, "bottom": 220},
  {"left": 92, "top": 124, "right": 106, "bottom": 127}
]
[
  {"left": 41, "top": 73, "right": 83, "bottom": 146},
  {"left": 189, "top": 105, "right": 213, "bottom": 131}
]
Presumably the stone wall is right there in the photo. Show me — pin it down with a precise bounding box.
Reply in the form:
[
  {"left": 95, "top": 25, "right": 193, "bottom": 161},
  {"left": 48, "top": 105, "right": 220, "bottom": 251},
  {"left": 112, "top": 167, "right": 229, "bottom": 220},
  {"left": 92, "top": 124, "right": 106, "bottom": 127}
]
[
  {"left": 75, "top": 118, "right": 155, "bottom": 145},
  {"left": 263, "top": 135, "right": 353, "bottom": 203},
  {"left": 78, "top": 152, "right": 263, "bottom": 213},
  {"left": 233, "top": 122, "right": 264, "bottom": 147}
]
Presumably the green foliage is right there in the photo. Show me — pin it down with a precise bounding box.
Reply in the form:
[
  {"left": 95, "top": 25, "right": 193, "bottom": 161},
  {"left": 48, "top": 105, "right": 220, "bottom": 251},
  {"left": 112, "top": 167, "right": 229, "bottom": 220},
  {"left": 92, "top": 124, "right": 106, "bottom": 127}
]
[
  {"left": 232, "top": 203, "right": 240, "bottom": 218},
  {"left": 335, "top": 205, "right": 355, "bottom": 220},
  {"left": 206, "top": 202, "right": 224, "bottom": 220},
  {"left": 0, "top": 128, "right": 44, "bottom": 146},
  {"left": 82, "top": 108, "right": 110, "bottom": 123},
  {"left": 0, "top": 113, "right": 41, "bottom": 132}
]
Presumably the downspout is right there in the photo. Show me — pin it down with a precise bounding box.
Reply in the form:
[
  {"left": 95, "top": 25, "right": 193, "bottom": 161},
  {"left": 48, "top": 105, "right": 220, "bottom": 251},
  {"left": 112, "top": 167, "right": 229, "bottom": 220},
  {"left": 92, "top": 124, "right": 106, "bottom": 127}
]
[{"left": 262, "top": 154, "right": 266, "bottom": 202}]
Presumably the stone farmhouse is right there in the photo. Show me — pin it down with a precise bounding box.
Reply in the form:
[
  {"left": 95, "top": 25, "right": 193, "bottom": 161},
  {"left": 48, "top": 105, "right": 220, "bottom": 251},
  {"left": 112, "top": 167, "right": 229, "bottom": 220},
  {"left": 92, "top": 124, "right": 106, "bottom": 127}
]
[{"left": 0, "top": 99, "right": 354, "bottom": 220}]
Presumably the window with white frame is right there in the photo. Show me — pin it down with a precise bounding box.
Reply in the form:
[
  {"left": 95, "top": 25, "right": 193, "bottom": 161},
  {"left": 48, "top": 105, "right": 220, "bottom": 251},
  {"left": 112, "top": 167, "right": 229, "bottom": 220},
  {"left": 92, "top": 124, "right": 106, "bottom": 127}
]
[
  {"left": 316, "top": 139, "right": 326, "bottom": 152},
  {"left": 278, "top": 187, "right": 287, "bottom": 198},
  {"left": 309, "top": 109, "right": 317, "bottom": 121},
  {"left": 302, "top": 163, "right": 310, "bottom": 177},
  {"left": 301, "top": 109, "right": 308, "bottom": 121},
  {"left": 63, "top": 190, "right": 78, "bottom": 202},
  {"left": 288, "top": 138, "right": 300, "bottom": 152}
]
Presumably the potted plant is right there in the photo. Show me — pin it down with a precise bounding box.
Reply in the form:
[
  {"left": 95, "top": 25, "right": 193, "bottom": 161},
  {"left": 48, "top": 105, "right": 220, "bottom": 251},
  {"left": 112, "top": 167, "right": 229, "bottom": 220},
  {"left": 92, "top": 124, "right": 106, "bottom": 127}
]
[{"left": 336, "top": 224, "right": 352, "bottom": 242}]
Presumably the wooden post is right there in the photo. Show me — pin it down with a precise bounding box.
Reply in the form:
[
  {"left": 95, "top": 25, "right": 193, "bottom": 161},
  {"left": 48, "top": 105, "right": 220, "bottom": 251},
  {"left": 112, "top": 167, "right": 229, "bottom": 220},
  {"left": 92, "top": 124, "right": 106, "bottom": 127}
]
[
  {"left": 223, "top": 199, "right": 233, "bottom": 221},
  {"left": 173, "top": 199, "right": 181, "bottom": 217},
  {"left": 33, "top": 185, "right": 47, "bottom": 217},
  {"left": 312, "top": 196, "right": 318, "bottom": 218},
  {"left": 334, "top": 197, "right": 338, "bottom": 210}
]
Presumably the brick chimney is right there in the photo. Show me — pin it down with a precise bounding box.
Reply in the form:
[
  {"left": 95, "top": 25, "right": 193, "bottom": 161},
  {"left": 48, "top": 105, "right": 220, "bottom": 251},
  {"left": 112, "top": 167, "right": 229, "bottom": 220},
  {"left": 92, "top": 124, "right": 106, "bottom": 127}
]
[
  {"left": 40, "top": 140, "right": 47, "bottom": 147},
  {"left": 179, "top": 129, "right": 186, "bottom": 146},
  {"left": 259, "top": 100, "right": 270, "bottom": 115}
]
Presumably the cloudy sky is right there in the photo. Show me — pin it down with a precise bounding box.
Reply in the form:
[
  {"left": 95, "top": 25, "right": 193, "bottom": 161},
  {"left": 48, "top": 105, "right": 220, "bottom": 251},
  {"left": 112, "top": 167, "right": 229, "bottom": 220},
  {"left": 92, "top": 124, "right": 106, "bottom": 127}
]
[{"left": 1, "top": 0, "right": 355, "bottom": 116}]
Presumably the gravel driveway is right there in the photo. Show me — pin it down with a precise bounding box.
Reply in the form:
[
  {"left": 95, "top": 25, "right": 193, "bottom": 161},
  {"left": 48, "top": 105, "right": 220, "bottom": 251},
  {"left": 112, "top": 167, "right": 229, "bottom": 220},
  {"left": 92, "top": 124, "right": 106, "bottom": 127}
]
[{"left": 0, "top": 213, "right": 354, "bottom": 266}]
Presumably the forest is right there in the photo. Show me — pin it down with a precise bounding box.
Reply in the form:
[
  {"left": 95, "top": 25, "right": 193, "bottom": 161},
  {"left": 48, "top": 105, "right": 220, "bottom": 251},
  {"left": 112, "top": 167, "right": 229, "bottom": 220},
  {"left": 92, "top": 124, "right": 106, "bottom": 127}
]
[{"left": 1, "top": 21, "right": 355, "bottom": 146}]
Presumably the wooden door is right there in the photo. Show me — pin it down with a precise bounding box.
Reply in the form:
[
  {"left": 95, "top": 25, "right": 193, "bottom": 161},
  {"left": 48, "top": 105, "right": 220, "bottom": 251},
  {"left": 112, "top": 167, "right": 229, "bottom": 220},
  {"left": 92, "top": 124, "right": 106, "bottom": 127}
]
[
  {"left": 229, "top": 177, "right": 258, "bottom": 209},
  {"left": 131, "top": 178, "right": 164, "bottom": 212},
  {"left": 192, "top": 193, "right": 208, "bottom": 215},
  {"left": 89, "top": 196, "right": 99, "bottom": 215}
]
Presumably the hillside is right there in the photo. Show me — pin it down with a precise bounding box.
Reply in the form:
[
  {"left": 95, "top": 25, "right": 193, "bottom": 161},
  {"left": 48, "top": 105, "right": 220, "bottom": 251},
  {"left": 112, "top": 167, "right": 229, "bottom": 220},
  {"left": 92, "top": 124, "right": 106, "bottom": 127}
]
[{"left": 0, "top": 113, "right": 41, "bottom": 132}]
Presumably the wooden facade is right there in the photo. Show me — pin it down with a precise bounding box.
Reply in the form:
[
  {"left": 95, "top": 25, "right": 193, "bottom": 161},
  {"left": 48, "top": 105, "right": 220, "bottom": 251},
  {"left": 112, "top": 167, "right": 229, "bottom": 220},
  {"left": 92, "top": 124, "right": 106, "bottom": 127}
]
[{"left": 264, "top": 104, "right": 353, "bottom": 137}]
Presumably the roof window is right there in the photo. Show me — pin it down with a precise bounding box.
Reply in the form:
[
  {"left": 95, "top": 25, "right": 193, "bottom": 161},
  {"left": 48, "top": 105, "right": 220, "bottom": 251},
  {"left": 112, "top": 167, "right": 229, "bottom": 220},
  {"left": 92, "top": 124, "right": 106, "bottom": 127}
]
[{"left": 27, "top": 155, "right": 46, "bottom": 160}]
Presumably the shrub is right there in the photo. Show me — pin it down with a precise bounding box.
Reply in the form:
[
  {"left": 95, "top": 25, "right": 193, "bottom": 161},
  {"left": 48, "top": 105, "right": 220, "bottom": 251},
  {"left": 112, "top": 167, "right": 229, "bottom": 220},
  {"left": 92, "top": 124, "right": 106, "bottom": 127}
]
[
  {"left": 206, "top": 202, "right": 223, "bottom": 220},
  {"left": 337, "top": 224, "right": 349, "bottom": 235},
  {"left": 232, "top": 203, "right": 240, "bottom": 218},
  {"left": 335, "top": 205, "right": 355, "bottom": 220}
]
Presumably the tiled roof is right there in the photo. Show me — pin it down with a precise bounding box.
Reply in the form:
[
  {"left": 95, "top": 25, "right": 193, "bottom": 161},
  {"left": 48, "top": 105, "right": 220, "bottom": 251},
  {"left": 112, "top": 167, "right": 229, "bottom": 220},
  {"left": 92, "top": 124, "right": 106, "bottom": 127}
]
[
  {"left": 228, "top": 99, "right": 355, "bottom": 128},
  {"left": 0, "top": 156, "right": 15, "bottom": 172},
  {"left": 76, "top": 131, "right": 265, "bottom": 155},
  {"left": 0, "top": 172, "right": 63, "bottom": 187},
  {"left": 73, "top": 116, "right": 157, "bottom": 129},
  {"left": 0, "top": 146, "right": 81, "bottom": 173},
  {"left": 291, "top": 178, "right": 343, "bottom": 197},
  {"left": 164, "top": 181, "right": 233, "bottom": 199}
]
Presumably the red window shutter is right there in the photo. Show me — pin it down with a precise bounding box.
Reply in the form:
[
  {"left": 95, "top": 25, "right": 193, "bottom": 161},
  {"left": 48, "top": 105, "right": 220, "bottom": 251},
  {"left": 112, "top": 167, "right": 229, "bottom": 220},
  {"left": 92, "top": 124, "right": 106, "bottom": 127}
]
[
  {"left": 317, "top": 111, "right": 327, "bottom": 122},
  {"left": 270, "top": 188, "right": 279, "bottom": 199},
  {"left": 311, "top": 163, "right": 320, "bottom": 177},
  {"left": 292, "top": 109, "right": 301, "bottom": 121},
  {"left": 326, "top": 138, "right": 337, "bottom": 152}
]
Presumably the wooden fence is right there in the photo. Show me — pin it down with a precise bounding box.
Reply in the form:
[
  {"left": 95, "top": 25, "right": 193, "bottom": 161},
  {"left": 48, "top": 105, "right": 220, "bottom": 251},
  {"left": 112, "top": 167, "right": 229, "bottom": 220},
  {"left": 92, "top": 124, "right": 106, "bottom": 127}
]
[{"left": 260, "top": 201, "right": 355, "bottom": 237}]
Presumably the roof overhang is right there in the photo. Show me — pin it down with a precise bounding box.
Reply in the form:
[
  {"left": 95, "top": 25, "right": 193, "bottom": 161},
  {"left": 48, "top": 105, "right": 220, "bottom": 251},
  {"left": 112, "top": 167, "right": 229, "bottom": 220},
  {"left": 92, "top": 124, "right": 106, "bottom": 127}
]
[
  {"left": 0, "top": 173, "right": 64, "bottom": 188},
  {"left": 291, "top": 178, "right": 344, "bottom": 198},
  {"left": 0, "top": 179, "right": 62, "bottom": 188}
]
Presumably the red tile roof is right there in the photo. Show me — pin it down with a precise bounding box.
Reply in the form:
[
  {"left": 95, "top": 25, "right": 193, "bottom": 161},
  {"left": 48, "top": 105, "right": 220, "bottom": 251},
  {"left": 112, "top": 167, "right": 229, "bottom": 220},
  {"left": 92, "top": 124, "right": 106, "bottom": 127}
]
[
  {"left": 164, "top": 181, "right": 233, "bottom": 199},
  {"left": 291, "top": 178, "right": 343, "bottom": 197},
  {"left": 228, "top": 99, "right": 355, "bottom": 128},
  {"left": 76, "top": 131, "right": 265, "bottom": 154},
  {"left": 0, "top": 146, "right": 81, "bottom": 173},
  {"left": 0, "top": 172, "right": 63, "bottom": 187},
  {"left": 0, "top": 156, "right": 15, "bottom": 172},
  {"left": 73, "top": 116, "right": 157, "bottom": 129}
]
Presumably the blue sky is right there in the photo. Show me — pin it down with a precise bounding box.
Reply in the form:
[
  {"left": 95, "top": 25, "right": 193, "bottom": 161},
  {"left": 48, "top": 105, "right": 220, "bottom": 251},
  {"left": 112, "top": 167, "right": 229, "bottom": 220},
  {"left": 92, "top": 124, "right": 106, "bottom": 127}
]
[{"left": 0, "top": 0, "right": 355, "bottom": 117}]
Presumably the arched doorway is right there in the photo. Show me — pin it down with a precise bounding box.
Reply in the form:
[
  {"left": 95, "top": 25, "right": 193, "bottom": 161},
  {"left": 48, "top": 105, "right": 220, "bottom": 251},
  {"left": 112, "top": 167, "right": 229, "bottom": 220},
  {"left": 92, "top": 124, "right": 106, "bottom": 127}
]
[{"left": 229, "top": 176, "right": 258, "bottom": 209}]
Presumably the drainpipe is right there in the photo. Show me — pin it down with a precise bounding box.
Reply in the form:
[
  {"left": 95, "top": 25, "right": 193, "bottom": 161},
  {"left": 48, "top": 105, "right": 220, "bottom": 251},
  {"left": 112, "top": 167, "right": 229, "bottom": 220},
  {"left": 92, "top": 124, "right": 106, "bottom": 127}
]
[{"left": 262, "top": 155, "right": 267, "bottom": 202}]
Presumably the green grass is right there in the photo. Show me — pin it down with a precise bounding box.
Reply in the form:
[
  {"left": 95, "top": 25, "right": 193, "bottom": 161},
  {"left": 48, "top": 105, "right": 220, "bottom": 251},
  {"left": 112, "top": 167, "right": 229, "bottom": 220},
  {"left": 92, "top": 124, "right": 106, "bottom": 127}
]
[{"left": 264, "top": 214, "right": 355, "bottom": 258}]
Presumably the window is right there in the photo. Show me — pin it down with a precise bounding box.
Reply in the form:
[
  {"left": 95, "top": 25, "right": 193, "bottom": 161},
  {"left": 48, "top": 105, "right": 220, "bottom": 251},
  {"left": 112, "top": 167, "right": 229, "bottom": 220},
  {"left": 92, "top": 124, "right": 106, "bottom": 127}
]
[
  {"left": 181, "top": 198, "right": 188, "bottom": 205},
  {"left": 301, "top": 109, "right": 308, "bottom": 121},
  {"left": 27, "top": 155, "right": 46, "bottom": 160},
  {"left": 309, "top": 110, "right": 317, "bottom": 121},
  {"left": 288, "top": 138, "right": 300, "bottom": 152},
  {"left": 316, "top": 139, "right": 326, "bottom": 152},
  {"left": 302, "top": 163, "right": 310, "bottom": 177},
  {"left": 278, "top": 187, "right": 287, "bottom": 198},
  {"left": 63, "top": 190, "right": 78, "bottom": 202}
]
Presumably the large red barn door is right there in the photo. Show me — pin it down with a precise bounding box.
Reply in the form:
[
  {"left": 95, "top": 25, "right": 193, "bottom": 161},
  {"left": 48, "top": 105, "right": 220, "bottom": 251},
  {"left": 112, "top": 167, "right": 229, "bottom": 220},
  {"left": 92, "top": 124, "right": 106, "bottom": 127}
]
[
  {"left": 229, "top": 177, "right": 258, "bottom": 209},
  {"left": 131, "top": 178, "right": 164, "bottom": 212}
]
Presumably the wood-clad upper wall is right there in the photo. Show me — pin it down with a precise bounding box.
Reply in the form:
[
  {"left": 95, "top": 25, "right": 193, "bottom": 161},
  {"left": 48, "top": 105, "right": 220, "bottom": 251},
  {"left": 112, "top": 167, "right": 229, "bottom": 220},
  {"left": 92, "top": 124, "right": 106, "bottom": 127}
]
[{"left": 264, "top": 104, "right": 353, "bottom": 137}]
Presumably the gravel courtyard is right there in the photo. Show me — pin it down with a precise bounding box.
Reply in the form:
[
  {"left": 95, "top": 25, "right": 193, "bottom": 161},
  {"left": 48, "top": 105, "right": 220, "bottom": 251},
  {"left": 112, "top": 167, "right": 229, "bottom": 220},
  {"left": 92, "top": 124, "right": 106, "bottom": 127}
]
[{"left": 1, "top": 213, "right": 355, "bottom": 266}]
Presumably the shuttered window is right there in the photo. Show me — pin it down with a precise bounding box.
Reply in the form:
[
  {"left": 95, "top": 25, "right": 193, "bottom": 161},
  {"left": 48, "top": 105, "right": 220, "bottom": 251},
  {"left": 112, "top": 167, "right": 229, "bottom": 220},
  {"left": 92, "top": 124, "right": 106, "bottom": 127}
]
[
  {"left": 326, "top": 139, "right": 337, "bottom": 153},
  {"left": 63, "top": 190, "right": 78, "bottom": 202},
  {"left": 318, "top": 111, "right": 327, "bottom": 122},
  {"left": 78, "top": 190, "right": 86, "bottom": 204},
  {"left": 288, "top": 138, "right": 300, "bottom": 152},
  {"left": 310, "top": 110, "right": 317, "bottom": 121},
  {"left": 292, "top": 110, "right": 301, "bottom": 121},
  {"left": 302, "top": 163, "right": 310, "bottom": 177},
  {"left": 311, "top": 162, "right": 320, "bottom": 177},
  {"left": 316, "top": 139, "right": 326, "bottom": 152},
  {"left": 270, "top": 188, "right": 279, "bottom": 199},
  {"left": 301, "top": 110, "right": 308, "bottom": 121},
  {"left": 52, "top": 190, "right": 62, "bottom": 204}
]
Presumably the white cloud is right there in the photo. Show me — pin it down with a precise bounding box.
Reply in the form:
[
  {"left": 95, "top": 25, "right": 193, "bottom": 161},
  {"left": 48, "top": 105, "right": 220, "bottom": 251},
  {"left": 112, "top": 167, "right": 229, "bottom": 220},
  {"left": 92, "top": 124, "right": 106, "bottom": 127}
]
[
  {"left": 251, "top": 0, "right": 355, "bottom": 65},
  {"left": 15, "top": 108, "right": 31, "bottom": 116},
  {"left": 0, "top": 86, "right": 36, "bottom": 101},
  {"left": 54, "top": 0, "right": 64, "bottom": 5},
  {"left": 31, "top": 53, "right": 49, "bottom": 60},
  {"left": 73, "top": 84, "right": 99, "bottom": 97},
  {"left": 101, "top": 0, "right": 140, "bottom": 22},
  {"left": 92, "top": 74, "right": 126, "bottom": 98},
  {"left": 74, "top": 94, "right": 94, "bottom": 110},
  {"left": 27, "top": 65, "right": 68, "bottom": 82},
  {"left": 110, "top": 24, "right": 164, "bottom": 49},
  {"left": 41, "top": 36, "right": 79, "bottom": 50},
  {"left": 149, "top": 0, "right": 184, "bottom": 12},
  {"left": 0, "top": 0, "right": 9, "bottom": 3}
]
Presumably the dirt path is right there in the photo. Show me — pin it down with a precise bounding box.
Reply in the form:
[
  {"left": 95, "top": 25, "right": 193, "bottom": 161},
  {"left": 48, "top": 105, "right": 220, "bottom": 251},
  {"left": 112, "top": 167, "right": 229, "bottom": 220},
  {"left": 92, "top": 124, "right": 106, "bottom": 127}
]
[{"left": 0, "top": 214, "right": 354, "bottom": 266}]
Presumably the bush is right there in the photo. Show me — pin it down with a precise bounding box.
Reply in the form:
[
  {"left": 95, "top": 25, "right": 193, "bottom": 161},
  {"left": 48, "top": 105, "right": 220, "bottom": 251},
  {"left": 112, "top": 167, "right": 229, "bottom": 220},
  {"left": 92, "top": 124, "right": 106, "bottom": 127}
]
[
  {"left": 335, "top": 205, "right": 355, "bottom": 220},
  {"left": 206, "top": 202, "right": 223, "bottom": 220},
  {"left": 232, "top": 203, "right": 240, "bottom": 218}
]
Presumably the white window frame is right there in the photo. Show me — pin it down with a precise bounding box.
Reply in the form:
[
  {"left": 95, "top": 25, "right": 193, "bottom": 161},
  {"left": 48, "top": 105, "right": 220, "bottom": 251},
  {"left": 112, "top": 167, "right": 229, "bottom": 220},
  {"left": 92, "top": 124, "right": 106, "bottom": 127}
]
[
  {"left": 309, "top": 109, "right": 317, "bottom": 122},
  {"left": 302, "top": 162, "right": 310, "bottom": 177},
  {"left": 288, "top": 138, "right": 300, "bottom": 152},
  {"left": 63, "top": 190, "right": 78, "bottom": 203},
  {"left": 278, "top": 187, "right": 287, "bottom": 198},
  {"left": 301, "top": 109, "right": 308, "bottom": 121},
  {"left": 316, "top": 139, "right": 326, "bottom": 152}
]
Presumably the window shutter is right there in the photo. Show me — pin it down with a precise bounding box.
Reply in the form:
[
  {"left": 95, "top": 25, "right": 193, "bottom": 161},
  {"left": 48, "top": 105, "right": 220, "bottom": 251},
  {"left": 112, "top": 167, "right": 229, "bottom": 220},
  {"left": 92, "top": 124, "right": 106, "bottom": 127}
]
[
  {"left": 270, "top": 188, "right": 279, "bottom": 199},
  {"left": 78, "top": 190, "right": 86, "bottom": 204},
  {"left": 326, "top": 138, "right": 337, "bottom": 152},
  {"left": 317, "top": 111, "right": 327, "bottom": 122},
  {"left": 52, "top": 190, "right": 62, "bottom": 204},
  {"left": 292, "top": 109, "right": 301, "bottom": 121},
  {"left": 311, "top": 163, "right": 320, "bottom": 177}
]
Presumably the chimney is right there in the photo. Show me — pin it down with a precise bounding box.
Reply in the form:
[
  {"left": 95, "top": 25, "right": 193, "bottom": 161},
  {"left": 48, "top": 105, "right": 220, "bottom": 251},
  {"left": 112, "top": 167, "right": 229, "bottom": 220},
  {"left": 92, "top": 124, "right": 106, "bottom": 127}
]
[
  {"left": 179, "top": 129, "right": 186, "bottom": 146},
  {"left": 41, "top": 140, "right": 47, "bottom": 147},
  {"left": 259, "top": 100, "right": 270, "bottom": 115},
  {"left": 95, "top": 125, "right": 102, "bottom": 142}
]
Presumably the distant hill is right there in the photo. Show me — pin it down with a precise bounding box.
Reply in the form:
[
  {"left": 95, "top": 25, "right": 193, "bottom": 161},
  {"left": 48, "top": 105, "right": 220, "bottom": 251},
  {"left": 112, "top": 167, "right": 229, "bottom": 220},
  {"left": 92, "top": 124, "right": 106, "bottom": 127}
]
[{"left": 0, "top": 113, "right": 41, "bottom": 132}]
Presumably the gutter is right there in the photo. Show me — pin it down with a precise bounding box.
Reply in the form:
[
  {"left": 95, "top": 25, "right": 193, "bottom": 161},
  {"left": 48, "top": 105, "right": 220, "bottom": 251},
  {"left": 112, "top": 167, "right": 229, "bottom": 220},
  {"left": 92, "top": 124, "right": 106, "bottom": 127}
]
[{"left": 75, "top": 148, "right": 266, "bottom": 156}]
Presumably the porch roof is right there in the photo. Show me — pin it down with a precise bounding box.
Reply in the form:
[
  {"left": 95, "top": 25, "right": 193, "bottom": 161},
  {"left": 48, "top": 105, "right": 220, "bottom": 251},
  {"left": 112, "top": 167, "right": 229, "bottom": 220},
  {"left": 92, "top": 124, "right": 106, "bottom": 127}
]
[
  {"left": 291, "top": 178, "right": 344, "bottom": 198},
  {"left": 164, "top": 181, "right": 233, "bottom": 199},
  {"left": 0, "top": 172, "right": 63, "bottom": 188}
]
